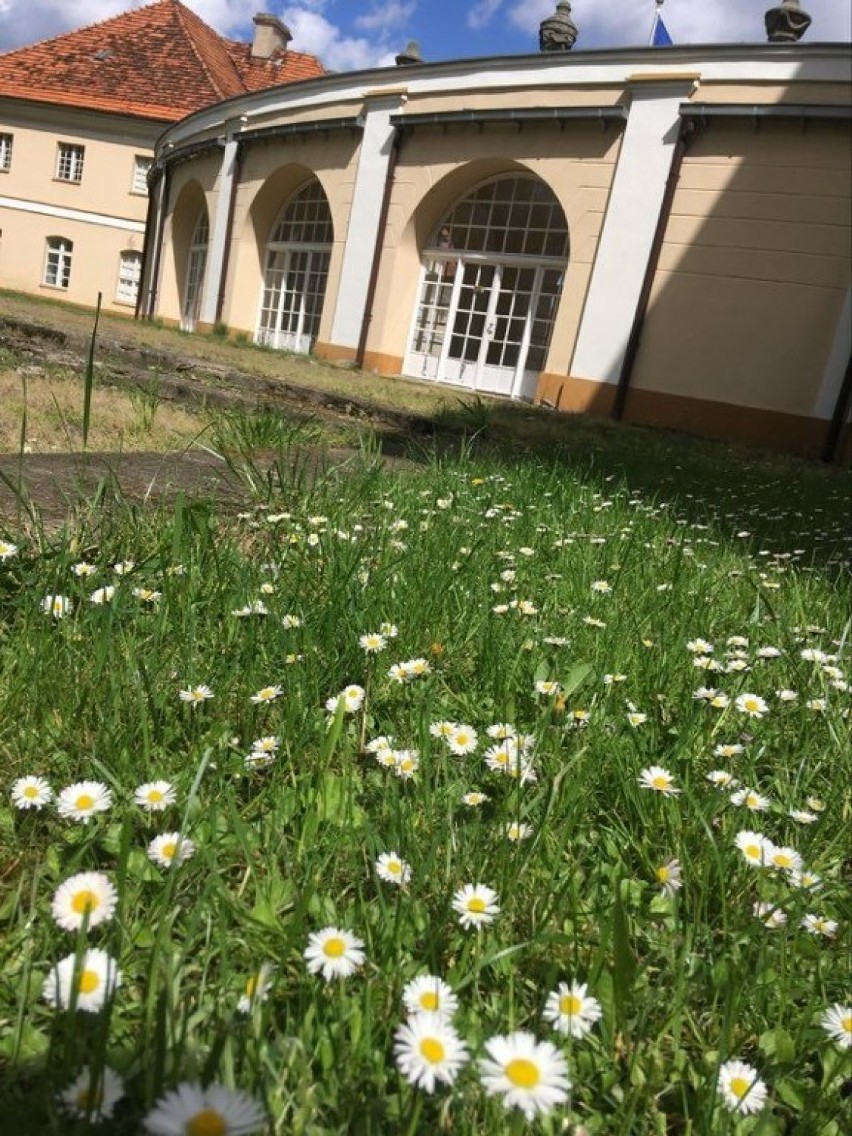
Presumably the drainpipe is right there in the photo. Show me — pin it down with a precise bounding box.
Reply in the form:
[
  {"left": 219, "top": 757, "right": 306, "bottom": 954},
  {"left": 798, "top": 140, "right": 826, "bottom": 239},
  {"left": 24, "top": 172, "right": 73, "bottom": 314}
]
[
  {"left": 355, "top": 125, "right": 402, "bottom": 370},
  {"left": 821, "top": 352, "right": 852, "bottom": 463},
  {"left": 142, "top": 161, "right": 172, "bottom": 321},
  {"left": 611, "top": 116, "right": 695, "bottom": 420},
  {"left": 215, "top": 139, "right": 244, "bottom": 325}
]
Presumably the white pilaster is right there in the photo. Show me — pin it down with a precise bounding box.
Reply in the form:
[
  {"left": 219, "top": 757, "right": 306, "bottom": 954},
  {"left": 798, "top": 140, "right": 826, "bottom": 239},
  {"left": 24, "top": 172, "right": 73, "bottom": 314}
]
[
  {"left": 813, "top": 287, "right": 851, "bottom": 420},
  {"left": 329, "top": 92, "right": 406, "bottom": 350},
  {"left": 571, "top": 78, "right": 697, "bottom": 385},
  {"left": 199, "top": 129, "right": 241, "bottom": 326}
]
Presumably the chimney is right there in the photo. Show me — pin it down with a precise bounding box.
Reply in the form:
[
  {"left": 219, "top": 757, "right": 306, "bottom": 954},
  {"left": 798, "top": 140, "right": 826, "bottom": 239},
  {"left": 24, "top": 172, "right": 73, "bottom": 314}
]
[{"left": 251, "top": 13, "right": 292, "bottom": 59}]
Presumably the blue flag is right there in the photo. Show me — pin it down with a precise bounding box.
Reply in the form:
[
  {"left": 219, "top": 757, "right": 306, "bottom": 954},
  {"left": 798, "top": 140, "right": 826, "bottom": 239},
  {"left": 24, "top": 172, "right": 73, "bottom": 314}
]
[{"left": 652, "top": 14, "right": 673, "bottom": 46}]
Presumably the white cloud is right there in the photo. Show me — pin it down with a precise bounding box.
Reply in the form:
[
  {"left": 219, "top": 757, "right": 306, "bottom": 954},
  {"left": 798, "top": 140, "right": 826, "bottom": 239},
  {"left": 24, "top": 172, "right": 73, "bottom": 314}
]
[
  {"left": 281, "top": 6, "right": 397, "bottom": 69},
  {"left": 354, "top": 1, "right": 416, "bottom": 32},
  {"left": 467, "top": 0, "right": 503, "bottom": 31}
]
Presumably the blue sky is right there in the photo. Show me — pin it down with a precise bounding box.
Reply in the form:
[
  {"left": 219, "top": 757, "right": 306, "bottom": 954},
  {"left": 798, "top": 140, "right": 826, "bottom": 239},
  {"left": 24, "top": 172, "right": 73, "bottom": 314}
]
[{"left": 0, "top": 1, "right": 848, "bottom": 64}]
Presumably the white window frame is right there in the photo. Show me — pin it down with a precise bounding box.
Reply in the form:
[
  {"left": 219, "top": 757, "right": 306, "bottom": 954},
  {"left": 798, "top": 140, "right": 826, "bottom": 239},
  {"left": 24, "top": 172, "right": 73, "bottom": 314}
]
[
  {"left": 43, "top": 237, "right": 73, "bottom": 289},
  {"left": 116, "top": 249, "right": 142, "bottom": 305},
  {"left": 131, "top": 155, "right": 153, "bottom": 195},
  {"left": 0, "top": 133, "right": 12, "bottom": 172},
  {"left": 56, "top": 142, "right": 85, "bottom": 183}
]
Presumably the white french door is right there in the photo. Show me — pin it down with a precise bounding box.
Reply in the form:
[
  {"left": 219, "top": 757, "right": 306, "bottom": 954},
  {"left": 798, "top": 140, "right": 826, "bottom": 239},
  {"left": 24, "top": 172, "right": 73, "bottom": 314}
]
[
  {"left": 256, "top": 247, "right": 330, "bottom": 354},
  {"left": 404, "top": 258, "right": 562, "bottom": 400}
]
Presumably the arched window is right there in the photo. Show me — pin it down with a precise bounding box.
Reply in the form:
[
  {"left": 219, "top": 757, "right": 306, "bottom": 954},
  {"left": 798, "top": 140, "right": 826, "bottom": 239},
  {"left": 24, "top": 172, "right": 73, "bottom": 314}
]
[
  {"left": 44, "top": 237, "right": 73, "bottom": 289},
  {"left": 181, "top": 208, "right": 208, "bottom": 332},
  {"left": 256, "top": 180, "right": 333, "bottom": 354},
  {"left": 404, "top": 175, "right": 569, "bottom": 399}
]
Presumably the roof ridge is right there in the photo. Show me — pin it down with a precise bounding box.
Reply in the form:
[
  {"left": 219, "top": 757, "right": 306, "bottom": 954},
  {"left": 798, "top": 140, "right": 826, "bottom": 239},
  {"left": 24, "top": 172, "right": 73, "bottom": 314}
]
[{"left": 172, "top": 0, "right": 245, "bottom": 99}]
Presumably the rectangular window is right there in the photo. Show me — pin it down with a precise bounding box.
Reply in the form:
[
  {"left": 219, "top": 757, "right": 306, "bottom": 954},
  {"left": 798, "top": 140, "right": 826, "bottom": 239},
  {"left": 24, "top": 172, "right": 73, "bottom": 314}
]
[
  {"left": 56, "top": 143, "right": 85, "bottom": 183},
  {"left": 0, "top": 134, "right": 12, "bottom": 172},
  {"left": 116, "top": 250, "right": 142, "bottom": 304},
  {"left": 43, "top": 237, "right": 73, "bottom": 289},
  {"left": 131, "top": 155, "right": 153, "bottom": 195}
]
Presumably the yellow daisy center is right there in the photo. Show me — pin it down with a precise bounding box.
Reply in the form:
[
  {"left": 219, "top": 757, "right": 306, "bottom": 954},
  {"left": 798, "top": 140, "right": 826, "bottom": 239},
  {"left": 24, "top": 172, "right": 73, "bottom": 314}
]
[
  {"left": 773, "top": 853, "right": 792, "bottom": 868},
  {"left": 245, "top": 976, "right": 259, "bottom": 997},
  {"left": 651, "top": 776, "right": 669, "bottom": 790},
  {"left": 419, "top": 992, "right": 439, "bottom": 1011},
  {"left": 656, "top": 867, "right": 670, "bottom": 883},
  {"left": 147, "top": 790, "right": 164, "bottom": 803},
  {"left": 387, "top": 861, "right": 401, "bottom": 875},
  {"left": 467, "top": 897, "right": 487, "bottom": 913},
  {"left": 161, "top": 842, "right": 177, "bottom": 860},
  {"left": 505, "top": 1058, "right": 541, "bottom": 1088},
  {"left": 187, "top": 1109, "right": 227, "bottom": 1136},
  {"left": 323, "top": 937, "right": 346, "bottom": 958},
  {"left": 75, "top": 794, "right": 95, "bottom": 811},
  {"left": 729, "top": 1076, "right": 750, "bottom": 1100},
  {"left": 77, "top": 970, "right": 100, "bottom": 994},
  {"left": 745, "top": 844, "right": 760, "bottom": 860},
  {"left": 75, "top": 1085, "right": 103, "bottom": 1109},
  {"left": 23, "top": 786, "right": 39, "bottom": 798},
  {"left": 841, "top": 1015, "right": 852, "bottom": 1033},
  {"left": 420, "top": 1037, "right": 446, "bottom": 1064},
  {"left": 71, "top": 889, "right": 99, "bottom": 915},
  {"left": 559, "top": 993, "right": 582, "bottom": 1016}
]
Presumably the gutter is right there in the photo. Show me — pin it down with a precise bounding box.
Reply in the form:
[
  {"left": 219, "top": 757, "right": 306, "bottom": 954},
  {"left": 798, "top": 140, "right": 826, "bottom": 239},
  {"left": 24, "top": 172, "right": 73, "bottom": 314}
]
[
  {"left": 611, "top": 115, "right": 695, "bottom": 421},
  {"left": 355, "top": 125, "right": 403, "bottom": 370},
  {"left": 141, "top": 162, "right": 172, "bottom": 321}
]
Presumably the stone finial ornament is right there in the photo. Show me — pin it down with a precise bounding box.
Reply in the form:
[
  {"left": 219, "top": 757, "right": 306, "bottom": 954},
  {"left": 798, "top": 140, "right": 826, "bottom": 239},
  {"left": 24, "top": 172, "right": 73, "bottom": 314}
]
[
  {"left": 539, "top": 1, "right": 578, "bottom": 52},
  {"left": 395, "top": 41, "right": 423, "bottom": 65},
  {"left": 765, "top": 0, "right": 812, "bottom": 42}
]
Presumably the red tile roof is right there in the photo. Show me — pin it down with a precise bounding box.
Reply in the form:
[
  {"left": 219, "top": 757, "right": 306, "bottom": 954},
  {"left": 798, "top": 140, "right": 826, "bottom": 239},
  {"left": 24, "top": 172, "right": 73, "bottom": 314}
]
[{"left": 0, "top": 0, "right": 324, "bottom": 122}]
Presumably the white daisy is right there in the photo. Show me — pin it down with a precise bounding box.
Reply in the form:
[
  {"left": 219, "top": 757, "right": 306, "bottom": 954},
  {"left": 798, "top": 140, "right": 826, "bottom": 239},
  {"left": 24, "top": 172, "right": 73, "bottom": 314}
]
[
  {"left": 730, "top": 788, "right": 771, "bottom": 812},
  {"left": 638, "top": 766, "right": 680, "bottom": 796},
  {"left": 735, "top": 830, "right": 772, "bottom": 867},
  {"left": 479, "top": 1031, "right": 571, "bottom": 1121},
  {"left": 56, "top": 781, "right": 112, "bottom": 824},
  {"left": 452, "top": 883, "right": 500, "bottom": 930},
  {"left": 179, "top": 685, "right": 213, "bottom": 704},
  {"left": 462, "top": 790, "right": 489, "bottom": 807},
  {"left": 506, "top": 821, "right": 532, "bottom": 842},
  {"left": 734, "top": 693, "right": 768, "bottom": 718},
  {"left": 402, "top": 975, "right": 458, "bottom": 1020},
  {"left": 393, "top": 1013, "right": 469, "bottom": 1093},
  {"left": 359, "top": 632, "right": 387, "bottom": 653},
  {"left": 446, "top": 724, "right": 478, "bottom": 756},
  {"left": 375, "top": 852, "right": 412, "bottom": 886},
  {"left": 90, "top": 585, "right": 116, "bottom": 605},
  {"left": 11, "top": 775, "right": 53, "bottom": 810},
  {"left": 821, "top": 1004, "right": 852, "bottom": 1049},
  {"left": 250, "top": 685, "right": 282, "bottom": 704},
  {"left": 717, "top": 1059, "right": 768, "bottom": 1115},
  {"left": 802, "top": 914, "right": 838, "bottom": 938},
  {"left": 543, "top": 981, "right": 603, "bottom": 1039},
  {"left": 304, "top": 927, "right": 365, "bottom": 982},
  {"left": 0, "top": 540, "right": 19, "bottom": 560},
  {"left": 59, "top": 1065, "right": 125, "bottom": 1121},
  {"left": 42, "top": 594, "right": 71, "bottom": 619},
  {"left": 143, "top": 1082, "right": 266, "bottom": 1135},
  {"left": 655, "top": 859, "right": 683, "bottom": 898},
  {"left": 134, "top": 781, "right": 176, "bottom": 812},
  {"left": 236, "top": 964, "right": 274, "bottom": 1014},
  {"left": 147, "top": 833, "right": 196, "bottom": 868},
  {"left": 51, "top": 871, "right": 117, "bottom": 932},
  {"left": 767, "top": 845, "right": 802, "bottom": 873},
  {"left": 43, "top": 948, "right": 122, "bottom": 1013}
]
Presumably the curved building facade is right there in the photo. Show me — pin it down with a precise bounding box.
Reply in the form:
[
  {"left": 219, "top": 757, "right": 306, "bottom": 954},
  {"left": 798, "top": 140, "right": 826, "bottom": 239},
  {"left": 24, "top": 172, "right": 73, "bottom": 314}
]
[{"left": 141, "top": 43, "right": 852, "bottom": 457}]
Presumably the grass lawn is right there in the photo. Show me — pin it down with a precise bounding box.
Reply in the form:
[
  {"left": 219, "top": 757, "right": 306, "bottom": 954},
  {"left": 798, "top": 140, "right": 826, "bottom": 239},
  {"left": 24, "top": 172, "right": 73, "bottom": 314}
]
[{"left": 0, "top": 293, "right": 849, "bottom": 1134}]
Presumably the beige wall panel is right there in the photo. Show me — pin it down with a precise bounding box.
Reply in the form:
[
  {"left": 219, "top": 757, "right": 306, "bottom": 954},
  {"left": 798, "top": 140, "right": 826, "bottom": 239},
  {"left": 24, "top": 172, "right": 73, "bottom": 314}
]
[
  {"left": 402, "top": 86, "right": 624, "bottom": 116},
  {"left": 243, "top": 100, "right": 365, "bottom": 133},
  {"left": 0, "top": 206, "right": 144, "bottom": 312},
  {"left": 631, "top": 271, "right": 846, "bottom": 415},
  {"left": 673, "top": 188, "right": 852, "bottom": 227},
  {"left": 693, "top": 82, "right": 852, "bottom": 106},
  {"left": 363, "top": 121, "right": 622, "bottom": 372},
  {"left": 221, "top": 133, "right": 361, "bottom": 337},
  {"left": 665, "top": 214, "right": 847, "bottom": 258},
  {"left": 656, "top": 243, "right": 849, "bottom": 289}
]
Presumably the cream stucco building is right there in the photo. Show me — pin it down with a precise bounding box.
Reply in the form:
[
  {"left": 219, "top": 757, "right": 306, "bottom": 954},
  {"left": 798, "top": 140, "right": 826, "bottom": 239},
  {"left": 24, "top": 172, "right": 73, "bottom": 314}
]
[{"left": 141, "top": 35, "right": 851, "bottom": 458}]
